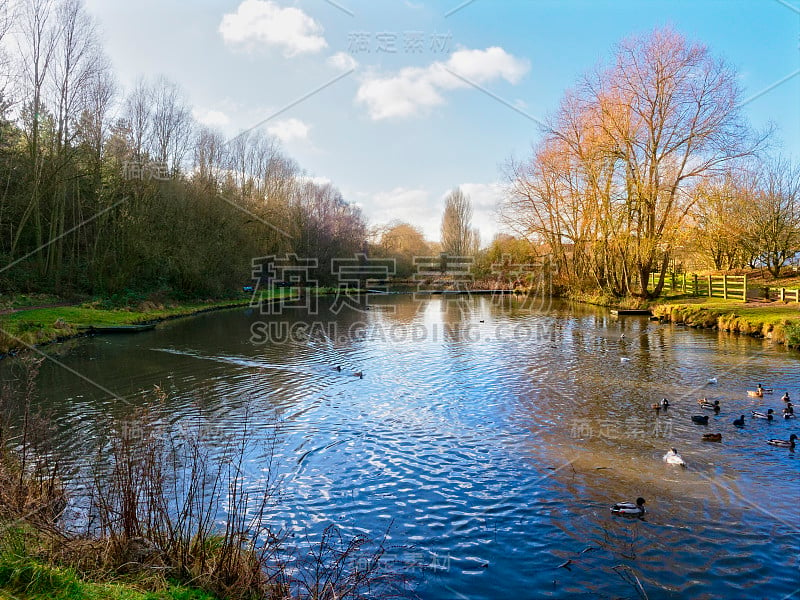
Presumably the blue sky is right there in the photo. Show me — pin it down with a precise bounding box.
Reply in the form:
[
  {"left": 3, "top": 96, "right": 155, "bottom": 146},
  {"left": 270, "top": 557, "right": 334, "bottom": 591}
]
[{"left": 84, "top": 0, "right": 800, "bottom": 243}]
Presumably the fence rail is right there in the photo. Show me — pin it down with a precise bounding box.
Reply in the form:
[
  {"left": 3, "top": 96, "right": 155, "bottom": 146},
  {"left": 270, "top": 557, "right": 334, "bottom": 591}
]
[
  {"left": 648, "top": 273, "right": 747, "bottom": 300},
  {"left": 649, "top": 272, "right": 800, "bottom": 303}
]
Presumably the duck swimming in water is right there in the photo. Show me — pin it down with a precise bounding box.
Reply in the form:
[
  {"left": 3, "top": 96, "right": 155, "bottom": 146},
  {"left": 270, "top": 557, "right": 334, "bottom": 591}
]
[
  {"left": 733, "top": 415, "right": 746, "bottom": 427},
  {"left": 767, "top": 434, "right": 798, "bottom": 448},
  {"left": 783, "top": 403, "right": 795, "bottom": 419},
  {"left": 702, "top": 433, "right": 722, "bottom": 442},
  {"left": 663, "top": 448, "right": 686, "bottom": 466},
  {"left": 660, "top": 398, "right": 670, "bottom": 409},
  {"left": 751, "top": 409, "right": 774, "bottom": 421},
  {"left": 611, "top": 497, "right": 646, "bottom": 516},
  {"left": 691, "top": 415, "right": 710, "bottom": 425},
  {"left": 782, "top": 392, "right": 791, "bottom": 403},
  {"left": 698, "top": 399, "right": 720, "bottom": 412}
]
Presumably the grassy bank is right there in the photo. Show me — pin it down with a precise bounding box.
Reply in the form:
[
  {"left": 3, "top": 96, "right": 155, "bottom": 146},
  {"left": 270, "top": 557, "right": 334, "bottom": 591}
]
[
  {"left": 0, "top": 532, "right": 217, "bottom": 600},
  {"left": 650, "top": 297, "right": 800, "bottom": 347},
  {"left": 0, "top": 288, "right": 347, "bottom": 354}
]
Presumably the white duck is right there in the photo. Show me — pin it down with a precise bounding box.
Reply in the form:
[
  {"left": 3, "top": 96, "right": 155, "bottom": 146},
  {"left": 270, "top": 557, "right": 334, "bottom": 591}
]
[{"left": 663, "top": 448, "right": 686, "bottom": 467}]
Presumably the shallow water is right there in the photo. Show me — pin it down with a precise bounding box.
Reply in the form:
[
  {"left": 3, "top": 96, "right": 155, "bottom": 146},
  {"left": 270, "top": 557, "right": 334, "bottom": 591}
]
[{"left": 6, "top": 295, "right": 800, "bottom": 599}]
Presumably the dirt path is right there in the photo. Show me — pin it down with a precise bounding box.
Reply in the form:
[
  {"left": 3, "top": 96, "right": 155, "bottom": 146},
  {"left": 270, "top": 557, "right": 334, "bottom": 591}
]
[{"left": 0, "top": 302, "right": 74, "bottom": 316}]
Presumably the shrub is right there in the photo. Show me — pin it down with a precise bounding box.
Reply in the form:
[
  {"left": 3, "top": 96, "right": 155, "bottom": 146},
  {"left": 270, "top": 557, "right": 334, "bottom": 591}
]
[{"left": 785, "top": 321, "right": 800, "bottom": 347}]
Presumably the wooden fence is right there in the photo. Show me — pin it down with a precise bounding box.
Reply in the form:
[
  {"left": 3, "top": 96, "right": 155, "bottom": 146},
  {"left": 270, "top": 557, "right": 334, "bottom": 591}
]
[
  {"left": 648, "top": 273, "right": 747, "bottom": 301},
  {"left": 648, "top": 272, "right": 800, "bottom": 303}
]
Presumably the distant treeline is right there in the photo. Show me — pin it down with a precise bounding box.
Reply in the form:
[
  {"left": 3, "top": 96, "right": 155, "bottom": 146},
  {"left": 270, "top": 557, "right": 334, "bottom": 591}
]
[{"left": 0, "top": 0, "right": 366, "bottom": 299}]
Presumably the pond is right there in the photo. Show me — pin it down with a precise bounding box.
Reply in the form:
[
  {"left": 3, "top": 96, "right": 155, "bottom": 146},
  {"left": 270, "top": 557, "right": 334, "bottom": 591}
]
[{"left": 8, "top": 294, "right": 800, "bottom": 599}]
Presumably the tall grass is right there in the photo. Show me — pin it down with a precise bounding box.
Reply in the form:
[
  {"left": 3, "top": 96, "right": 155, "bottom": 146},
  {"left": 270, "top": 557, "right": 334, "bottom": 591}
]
[{"left": 0, "top": 357, "right": 68, "bottom": 528}]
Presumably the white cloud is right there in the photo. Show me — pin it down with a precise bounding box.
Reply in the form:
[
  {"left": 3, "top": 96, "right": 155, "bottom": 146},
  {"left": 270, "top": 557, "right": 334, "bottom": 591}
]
[
  {"left": 219, "top": 0, "right": 327, "bottom": 57},
  {"left": 356, "top": 47, "right": 529, "bottom": 120},
  {"left": 327, "top": 52, "right": 358, "bottom": 71},
  {"left": 451, "top": 182, "right": 506, "bottom": 244},
  {"left": 192, "top": 108, "right": 231, "bottom": 128},
  {"left": 266, "top": 118, "right": 310, "bottom": 143},
  {"left": 368, "top": 187, "right": 440, "bottom": 240}
]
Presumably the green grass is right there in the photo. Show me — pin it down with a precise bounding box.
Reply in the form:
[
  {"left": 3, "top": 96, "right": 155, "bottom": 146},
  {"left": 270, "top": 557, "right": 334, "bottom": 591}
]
[
  {"left": 0, "top": 527, "right": 217, "bottom": 600},
  {"left": 651, "top": 296, "right": 800, "bottom": 347},
  {"left": 0, "top": 556, "right": 217, "bottom": 600},
  {"left": 0, "top": 289, "right": 299, "bottom": 353}
]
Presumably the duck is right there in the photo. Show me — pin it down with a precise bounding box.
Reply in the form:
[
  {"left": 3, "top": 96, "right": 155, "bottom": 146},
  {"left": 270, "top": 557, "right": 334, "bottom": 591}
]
[
  {"left": 334, "top": 365, "right": 342, "bottom": 372},
  {"left": 354, "top": 371, "right": 363, "bottom": 379},
  {"left": 651, "top": 403, "right": 661, "bottom": 414},
  {"left": 691, "top": 415, "right": 709, "bottom": 425},
  {"left": 620, "top": 357, "right": 631, "bottom": 363},
  {"left": 702, "top": 433, "right": 722, "bottom": 442},
  {"left": 747, "top": 389, "right": 764, "bottom": 398},
  {"left": 660, "top": 398, "right": 670, "bottom": 409},
  {"left": 663, "top": 448, "right": 686, "bottom": 467},
  {"left": 767, "top": 434, "right": 797, "bottom": 448},
  {"left": 781, "top": 393, "right": 791, "bottom": 403},
  {"left": 783, "top": 403, "right": 795, "bottom": 419},
  {"left": 698, "top": 399, "right": 720, "bottom": 412},
  {"left": 751, "top": 409, "right": 774, "bottom": 421},
  {"left": 707, "top": 377, "right": 718, "bottom": 384},
  {"left": 733, "top": 415, "right": 746, "bottom": 427},
  {"left": 610, "top": 497, "right": 646, "bottom": 516}
]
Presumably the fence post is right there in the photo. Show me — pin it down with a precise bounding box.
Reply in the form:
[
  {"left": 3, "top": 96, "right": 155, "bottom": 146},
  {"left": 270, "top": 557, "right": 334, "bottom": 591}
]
[
  {"left": 682, "top": 273, "right": 686, "bottom": 293},
  {"left": 693, "top": 274, "right": 698, "bottom": 297},
  {"left": 723, "top": 274, "right": 728, "bottom": 299},
  {"left": 707, "top": 275, "right": 712, "bottom": 297},
  {"left": 780, "top": 287, "right": 785, "bottom": 302},
  {"left": 742, "top": 274, "right": 747, "bottom": 302}
]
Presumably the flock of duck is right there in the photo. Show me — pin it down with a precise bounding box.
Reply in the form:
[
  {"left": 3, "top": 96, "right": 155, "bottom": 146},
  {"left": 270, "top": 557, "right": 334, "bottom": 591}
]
[{"left": 612, "top": 383, "right": 797, "bottom": 517}]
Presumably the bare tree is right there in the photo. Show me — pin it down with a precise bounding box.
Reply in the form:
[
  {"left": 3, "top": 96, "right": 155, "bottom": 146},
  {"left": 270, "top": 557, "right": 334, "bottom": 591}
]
[
  {"left": 13, "top": 0, "right": 60, "bottom": 258},
  {"left": 46, "top": 0, "right": 107, "bottom": 278},
  {"left": 741, "top": 158, "right": 800, "bottom": 278},
  {"left": 193, "top": 126, "right": 226, "bottom": 187},
  {"left": 689, "top": 172, "right": 749, "bottom": 270},
  {"left": 149, "top": 75, "right": 192, "bottom": 175},
  {"left": 0, "top": 0, "right": 14, "bottom": 103},
  {"left": 123, "top": 77, "right": 152, "bottom": 161},
  {"left": 50, "top": 0, "right": 103, "bottom": 152},
  {"left": 377, "top": 221, "right": 430, "bottom": 277},
  {"left": 441, "top": 187, "right": 478, "bottom": 256},
  {"left": 504, "top": 27, "right": 762, "bottom": 298}
]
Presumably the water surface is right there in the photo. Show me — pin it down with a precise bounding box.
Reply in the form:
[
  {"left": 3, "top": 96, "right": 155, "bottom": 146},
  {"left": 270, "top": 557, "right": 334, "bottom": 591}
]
[{"left": 8, "top": 295, "right": 800, "bottom": 599}]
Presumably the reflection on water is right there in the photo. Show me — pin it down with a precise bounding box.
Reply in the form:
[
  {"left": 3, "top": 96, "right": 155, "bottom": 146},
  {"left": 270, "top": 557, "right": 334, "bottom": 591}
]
[{"left": 3, "top": 295, "right": 799, "bottom": 599}]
